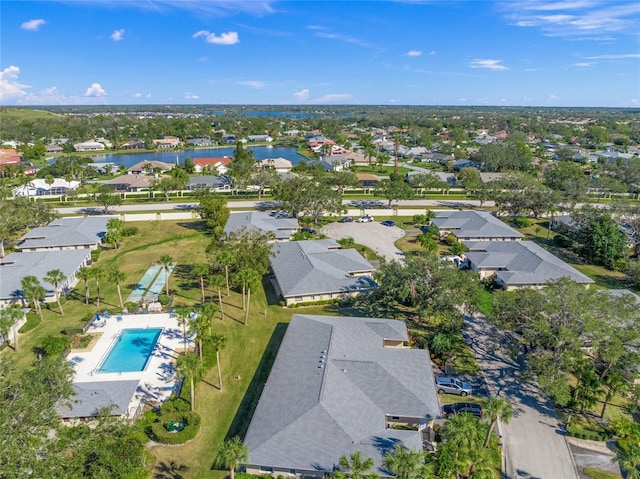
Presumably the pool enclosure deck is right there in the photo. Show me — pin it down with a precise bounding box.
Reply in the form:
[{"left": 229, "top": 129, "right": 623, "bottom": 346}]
[{"left": 65, "top": 313, "right": 193, "bottom": 419}]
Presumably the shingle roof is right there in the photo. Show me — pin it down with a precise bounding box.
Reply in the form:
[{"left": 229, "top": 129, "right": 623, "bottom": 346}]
[
  {"left": 464, "top": 240, "right": 594, "bottom": 286},
  {"left": 224, "top": 211, "right": 299, "bottom": 240},
  {"left": 17, "top": 216, "right": 110, "bottom": 250},
  {"left": 244, "top": 315, "right": 440, "bottom": 474},
  {"left": 432, "top": 210, "right": 523, "bottom": 240},
  {"left": 56, "top": 380, "right": 139, "bottom": 418},
  {"left": 270, "top": 240, "right": 376, "bottom": 298},
  {"left": 0, "top": 249, "right": 92, "bottom": 300}
]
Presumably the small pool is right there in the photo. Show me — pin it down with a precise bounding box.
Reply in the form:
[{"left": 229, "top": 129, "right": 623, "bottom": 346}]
[{"left": 98, "top": 328, "right": 162, "bottom": 373}]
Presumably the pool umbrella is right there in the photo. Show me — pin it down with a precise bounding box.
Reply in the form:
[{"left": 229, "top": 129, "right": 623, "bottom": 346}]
[{"left": 169, "top": 363, "right": 173, "bottom": 376}]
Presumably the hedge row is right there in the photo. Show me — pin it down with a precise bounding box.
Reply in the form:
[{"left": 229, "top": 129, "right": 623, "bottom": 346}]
[
  {"left": 18, "top": 313, "right": 41, "bottom": 333},
  {"left": 566, "top": 424, "right": 609, "bottom": 442},
  {"left": 149, "top": 412, "right": 201, "bottom": 445}
]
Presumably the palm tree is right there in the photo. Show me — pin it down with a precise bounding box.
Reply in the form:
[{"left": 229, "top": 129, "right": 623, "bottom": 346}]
[
  {"left": 0, "top": 304, "right": 24, "bottom": 352},
  {"left": 600, "top": 371, "right": 628, "bottom": 419},
  {"left": 21, "top": 275, "right": 45, "bottom": 320},
  {"left": 176, "top": 352, "right": 203, "bottom": 412},
  {"left": 90, "top": 266, "right": 104, "bottom": 310},
  {"left": 213, "top": 436, "right": 248, "bottom": 479},
  {"left": 44, "top": 269, "right": 66, "bottom": 315},
  {"left": 176, "top": 306, "right": 190, "bottom": 353},
  {"left": 108, "top": 267, "right": 126, "bottom": 310},
  {"left": 209, "top": 273, "right": 226, "bottom": 320},
  {"left": 442, "top": 412, "right": 485, "bottom": 479},
  {"left": 210, "top": 333, "right": 227, "bottom": 391},
  {"left": 383, "top": 443, "right": 435, "bottom": 479},
  {"left": 482, "top": 395, "right": 513, "bottom": 449},
  {"left": 198, "top": 302, "right": 218, "bottom": 336},
  {"left": 159, "top": 254, "right": 174, "bottom": 296},
  {"left": 234, "top": 268, "right": 261, "bottom": 325},
  {"left": 189, "top": 310, "right": 210, "bottom": 360},
  {"left": 613, "top": 441, "right": 640, "bottom": 479},
  {"left": 105, "top": 218, "right": 124, "bottom": 250},
  {"left": 333, "top": 451, "right": 379, "bottom": 479},
  {"left": 193, "top": 263, "right": 210, "bottom": 303},
  {"left": 217, "top": 250, "right": 235, "bottom": 296},
  {"left": 77, "top": 266, "right": 92, "bottom": 305}
]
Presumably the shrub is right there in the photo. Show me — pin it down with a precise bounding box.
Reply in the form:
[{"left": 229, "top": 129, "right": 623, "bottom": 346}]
[
  {"left": 122, "top": 226, "right": 138, "bottom": 237},
  {"left": 514, "top": 216, "right": 532, "bottom": 228},
  {"left": 157, "top": 294, "right": 170, "bottom": 306},
  {"left": 124, "top": 302, "right": 138, "bottom": 312},
  {"left": 40, "top": 335, "right": 71, "bottom": 357},
  {"left": 553, "top": 235, "right": 572, "bottom": 248},
  {"left": 18, "top": 312, "right": 41, "bottom": 333},
  {"left": 444, "top": 233, "right": 458, "bottom": 246},
  {"left": 149, "top": 412, "right": 201, "bottom": 445}
]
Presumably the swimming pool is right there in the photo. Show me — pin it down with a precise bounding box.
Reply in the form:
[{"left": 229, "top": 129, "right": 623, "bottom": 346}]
[{"left": 99, "top": 328, "right": 162, "bottom": 373}]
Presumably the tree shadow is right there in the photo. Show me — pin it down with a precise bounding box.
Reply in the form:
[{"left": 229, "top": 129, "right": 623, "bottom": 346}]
[
  {"left": 223, "top": 322, "right": 289, "bottom": 441},
  {"left": 152, "top": 460, "right": 189, "bottom": 479},
  {"left": 176, "top": 221, "right": 208, "bottom": 232}
]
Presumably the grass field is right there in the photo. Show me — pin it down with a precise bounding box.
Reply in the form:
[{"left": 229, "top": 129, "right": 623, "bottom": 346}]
[{"left": 0, "top": 107, "right": 61, "bottom": 121}]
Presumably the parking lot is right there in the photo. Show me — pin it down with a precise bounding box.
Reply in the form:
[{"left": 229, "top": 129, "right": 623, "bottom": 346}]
[{"left": 322, "top": 220, "right": 405, "bottom": 262}]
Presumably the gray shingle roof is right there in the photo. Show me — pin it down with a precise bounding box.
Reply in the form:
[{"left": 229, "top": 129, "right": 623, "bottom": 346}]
[
  {"left": 464, "top": 240, "right": 594, "bottom": 286},
  {"left": 56, "top": 380, "right": 139, "bottom": 418},
  {"left": 270, "top": 240, "right": 376, "bottom": 298},
  {"left": 17, "top": 216, "right": 110, "bottom": 250},
  {"left": 0, "top": 249, "right": 92, "bottom": 301},
  {"left": 244, "top": 315, "right": 440, "bottom": 474},
  {"left": 224, "top": 211, "right": 299, "bottom": 240},
  {"left": 432, "top": 210, "right": 523, "bottom": 240}
]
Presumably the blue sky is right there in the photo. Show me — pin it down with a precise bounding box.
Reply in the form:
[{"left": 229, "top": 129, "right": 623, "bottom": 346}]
[{"left": 1, "top": 1, "right": 639, "bottom": 107}]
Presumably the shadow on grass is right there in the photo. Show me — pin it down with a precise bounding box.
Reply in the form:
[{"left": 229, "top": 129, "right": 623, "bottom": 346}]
[
  {"left": 152, "top": 460, "right": 189, "bottom": 479},
  {"left": 224, "top": 322, "right": 289, "bottom": 441}
]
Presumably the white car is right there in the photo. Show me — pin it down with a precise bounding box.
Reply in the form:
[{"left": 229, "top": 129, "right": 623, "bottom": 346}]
[{"left": 356, "top": 215, "right": 374, "bottom": 223}]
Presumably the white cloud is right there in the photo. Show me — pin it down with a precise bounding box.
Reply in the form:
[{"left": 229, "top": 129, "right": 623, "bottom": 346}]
[
  {"left": 502, "top": 1, "right": 640, "bottom": 37},
  {"left": 313, "top": 93, "right": 353, "bottom": 103},
  {"left": 574, "top": 62, "right": 596, "bottom": 67},
  {"left": 84, "top": 83, "right": 107, "bottom": 97},
  {"left": 468, "top": 59, "right": 509, "bottom": 71},
  {"left": 21, "top": 19, "right": 46, "bottom": 31},
  {"left": 238, "top": 80, "right": 266, "bottom": 89},
  {"left": 307, "top": 25, "right": 374, "bottom": 50},
  {"left": 197, "top": 56, "right": 209, "bottom": 62},
  {"left": 586, "top": 53, "right": 640, "bottom": 59},
  {"left": 405, "top": 50, "right": 422, "bottom": 57},
  {"left": 293, "top": 88, "right": 309, "bottom": 101},
  {"left": 429, "top": 50, "right": 437, "bottom": 55},
  {"left": 193, "top": 30, "right": 239, "bottom": 45},
  {"left": 184, "top": 93, "right": 200, "bottom": 100},
  {"left": 0, "top": 66, "right": 31, "bottom": 100},
  {"left": 111, "top": 29, "right": 125, "bottom": 41}
]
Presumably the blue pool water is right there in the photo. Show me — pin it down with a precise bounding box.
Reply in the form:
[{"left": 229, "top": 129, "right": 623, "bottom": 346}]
[{"left": 99, "top": 328, "right": 162, "bottom": 373}]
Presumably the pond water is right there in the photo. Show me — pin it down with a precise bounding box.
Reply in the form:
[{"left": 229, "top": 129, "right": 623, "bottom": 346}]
[{"left": 85, "top": 146, "right": 306, "bottom": 169}]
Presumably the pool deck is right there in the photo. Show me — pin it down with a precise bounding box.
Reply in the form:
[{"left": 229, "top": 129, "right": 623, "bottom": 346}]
[{"left": 66, "top": 313, "right": 193, "bottom": 418}]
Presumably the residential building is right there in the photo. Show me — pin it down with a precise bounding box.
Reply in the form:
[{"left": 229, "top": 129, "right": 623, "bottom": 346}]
[
  {"left": 224, "top": 211, "right": 298, "bottom": 241},
  {"left": 186, "top": 175, "right": 231, "bottom": 191},
  {"left": 152, "top": 136, "right": 181, "bottom": 149},
  {"left": 56, "top": 380, "right": 140, "bottom": 422},
  {"left": 269, "top": 240, "right": 376, "bottom": 306},
  {"left": 188, "top": 138, "right": 216, "bottom": 147},
  {"left": 13, "top": 178, "right": 80, "bottom": 197},
  {"left": 73, "top": 141, "right": 106, "bottom": 152},
  {"left": 103, "top": 174, "right": 153, "bottom": 192},
  {"left": 0, "top": 249, "right": 92, "bottom": 308},
  {"left": 356, "top": 173, "right": 382, "bottom": 187},
  {"left": 46, "top": 144, "right": 64, "bottom": 153},
  {"left": 247, "top": 134, "right": 273, "bottom": 143},
  {"left": 308, "top": 155, "right": 351, "bottom": 172},
  {"left": 117, "top": 140, "right": 146, "bottom": 150},
  {"left": 244, "top": 314, "right": 441, "bottom": 477},
  {"left": 256, "top": 157, "right": 293, "bottom": 173},
  {"left": 0, "top": 148, "right": 21, "bottom": 175},
  {"left": 192, "top": 157, "right": 232, "bottom": 174},
  {"left": 464, "top": 240, "right": 594, "bottom": 289},
  {"left": 127, "top": 160, "right": 174, "bottom": 175},
  {"left": 432, "top": 210, "right": 523, "bottom": 241},
  {"left": 221, "top": 134, "right": 236, "bottom": 144},
  {"left": 16, "top": 217, "right": 109, "bottom": 252}
]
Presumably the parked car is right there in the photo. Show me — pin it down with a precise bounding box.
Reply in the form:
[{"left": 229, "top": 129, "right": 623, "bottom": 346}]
[
  {"left": 381, "top": 220, "right": 395, "bottom": 227},
  {"left": 300, "top": 227, "right": 316, "bottom": 234},
  {"left": 435, "top": 376, "right": 472, "bottom": 396},
  {"left": 338, "top": 216, "right": 353, "bottom": 223},
  {"left": 356, "top": 215, "right": 374, "bottom": 223},
  {"left": 442, "top": 402, "right": 483, "bottom": 418}
]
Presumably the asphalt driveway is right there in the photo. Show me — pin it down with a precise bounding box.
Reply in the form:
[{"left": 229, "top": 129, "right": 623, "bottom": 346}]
[{"left": 321, "top": 221, "right": 405, "bottom": 262}]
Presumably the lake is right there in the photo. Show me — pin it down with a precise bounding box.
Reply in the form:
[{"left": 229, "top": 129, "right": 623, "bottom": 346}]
[{"left": 85, "top": 146, "right": 306, "bottom": 169}]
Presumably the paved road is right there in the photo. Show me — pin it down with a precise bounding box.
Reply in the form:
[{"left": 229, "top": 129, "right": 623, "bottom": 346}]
[
  {"left": 54, "top": 198, "right": 497, "bottom": 216},
  {"left": 321, "top": 221, "right": 405, "bottom": 262},
  {"left": 463, "top": 314, "right": 579, "bottom": 479}
]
